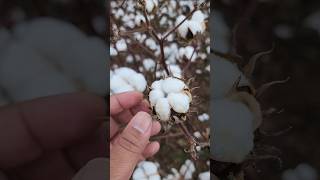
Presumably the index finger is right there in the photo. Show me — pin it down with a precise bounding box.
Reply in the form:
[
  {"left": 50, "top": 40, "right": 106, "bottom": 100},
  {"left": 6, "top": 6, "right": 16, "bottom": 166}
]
[{"left": 110, "top": 92, "right": 143, "bottom": 116}]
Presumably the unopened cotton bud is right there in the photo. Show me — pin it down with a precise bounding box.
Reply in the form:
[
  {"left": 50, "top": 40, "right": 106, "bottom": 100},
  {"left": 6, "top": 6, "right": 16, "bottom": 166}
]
[
  {"left": 162, "top": 77, "right": 186, "bottom": 94},
  {"left": 155, "top": 97, "right": 171, "bottom": 121},
  {"left": 167, "top": 92, "right": 190, "bottom": 113},
  {"left": 149, "top": 89, "right": 165, "bottom": 106}
]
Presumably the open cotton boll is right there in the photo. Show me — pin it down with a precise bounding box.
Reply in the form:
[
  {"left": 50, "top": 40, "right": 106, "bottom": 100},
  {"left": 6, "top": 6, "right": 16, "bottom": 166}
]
[
  {"left": 151, "top": 80, "right": 163, "bottom": 90},
  {"left": 145, "top": 0, "right": 158, "bottom": 13},
  {"left": 212, "top": 54, "right": 250, "bottom": 99},
  {"left": 135, "top": 14, "right": 146, "bottom": 26},
  {"left": 198, "top": 171, "right": 210, "bottom": 180},
  {"left": 128, "top": 73, "right": 147, "bottom": 92},
  {"left": 168, "top": 64, "right": 182, "bottom": 78},
  {"left": 143, "top": 58, "right": 156, "bottom": 71},
  {"left": 149, "top": 89, "right": 165, "bottom": 107},
  {"left": 13, "top": 17, "right": 85, "bottom": 59},
  {"left": 155, "top": 98, "right": 171, "bottom": 121},
  {"left": 114, "top": 67, "right": 137, "bottom": 81},
  {"left": 110, "top": 46, "right": 118, "bottom": 56},
  {"left": 179, "top": 160, "right": 195, "bottom": 180},
  {"left": 191, "top": 10, "right": 206, "bottom": 23},
  {"left": 110, "top": 74, "right": 130, "bottom": 92},
  {"left": 175, "top": 15, "right": 189, "bottom": 38},
  {"left": 211, "top": 99, "right": 254, "bottom": 163},
  {"left": 168, "top": 92, "right": 190, "bottom": 113},
  {"left": 115, "top": 39, "right": 127, "bottom": 51},
  {"left": 162, "top": 77, "right": 186, "bottom": 94},
  {"left": 187, "top": 21, "right": 205, "bottom": 35},
  {"left": 133, "top": 161, "right": 161, "bottom": 180},
  {"left": 295, "top": 164, "right": 318, "bottom": 180}
]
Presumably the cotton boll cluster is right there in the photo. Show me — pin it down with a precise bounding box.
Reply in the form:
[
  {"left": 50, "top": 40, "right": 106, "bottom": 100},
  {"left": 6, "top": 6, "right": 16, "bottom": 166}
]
[
  {"left": 132, "top": 161, "right": 161, "bottom": 180},
  {"left": 110, "top": 67, "right": 147, "bottom": 94},
  {"left": 211, "top": 54, "right": 262, "bottom": 163},
  {"left": 282, "top": 163, "right": 318, "bottom": 180},
  {"left": 149, "top": 77, "right": 191, "bottom": 122},
  {"left": 176, "top": 10, "right": 207, "bottom": 40}
]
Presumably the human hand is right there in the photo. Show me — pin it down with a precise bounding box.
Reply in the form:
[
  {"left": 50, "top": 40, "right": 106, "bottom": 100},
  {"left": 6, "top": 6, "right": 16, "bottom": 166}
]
[
  {"left": 110, "top": 92, "right": 161, "bottom": 180},
  {"left": 0, "top": 92, "right": 106, "bottom": 180}
]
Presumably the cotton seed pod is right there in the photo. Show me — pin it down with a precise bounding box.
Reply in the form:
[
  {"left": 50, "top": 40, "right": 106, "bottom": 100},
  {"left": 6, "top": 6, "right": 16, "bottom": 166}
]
[
  {"left": 155, "top": 97, "right": 171, "bottom": 121},
  {"left": 149, "top": 89, "right": 165, "bottom": 107},
  {"left": 175, "top": 15, "right": 189, "bottom": 39},
  {"left": 167, "top": 92, "right": 190, "bottom": 113},
  {"left": 161, "top": 77, "right": 186, "bottom": 94},
  {"left": 211, "top": 98, "right": 254, "bottom": 163}
]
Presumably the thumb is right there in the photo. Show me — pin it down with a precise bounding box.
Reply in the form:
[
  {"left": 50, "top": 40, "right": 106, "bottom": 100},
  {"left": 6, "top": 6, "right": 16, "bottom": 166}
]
[{"left": 110, "top": 112, "right": 152, "bottom": 180}]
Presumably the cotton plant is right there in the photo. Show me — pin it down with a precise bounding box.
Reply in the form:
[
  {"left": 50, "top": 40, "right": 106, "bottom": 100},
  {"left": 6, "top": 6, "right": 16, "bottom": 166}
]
[
  {"left": 132, "top": 161, "right": 161, "bottom": 180},
  {"left": 211, "top": 43, "right": 289, "bottom": 178}
]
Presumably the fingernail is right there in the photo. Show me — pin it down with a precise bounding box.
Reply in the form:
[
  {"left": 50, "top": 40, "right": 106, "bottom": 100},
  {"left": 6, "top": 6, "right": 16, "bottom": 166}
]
[{"left": 132, "top": 112, "right": 151, "bottom": 133}]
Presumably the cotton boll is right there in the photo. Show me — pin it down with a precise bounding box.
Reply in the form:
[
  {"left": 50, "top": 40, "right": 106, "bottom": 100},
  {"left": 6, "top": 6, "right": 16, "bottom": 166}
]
[
  {"left": 135, "top": 14, "right": 146, "bottom": 26},
  {"left": 110, "top": 74, "right": 130, "bottom": 92},
  {"left": 133, "top": 161, "right": 160, "bottom": 180},
  {"left": 115, "top": 39, "right": 127, "bottom": 51},
  {"left": 155, "top": 98, "right": 171, "bottom": 121},
  {"left": 211, "top": 99, "right": 254, "bottom": 163},
  {"left": 168, "top": 64, "right": 182, "bottom": 78},
  {"left": 191, "top": 10, "right": 206, "bottom": 23},
  {"left": 198, "top": 171, "right": 210, "bottom": 180},
  {"left": 167, "top": 93, "right": 190, "bottom": 113},
  {"left": 110, "top": 46, "right": 118, "bottom": 56},
  {"left": 14, "top": 17, "right": 86, "bottom": 60},
  {"left": 162, "top": 77, "right": 186, "bottom": 94},
  {"left": 149, "top": 89, "right": 165, "bottom": 107},
  {"left": 175, "top": 15, "right": 189, "bottom": 38},
  {"left": 114, "top": 67, "right": 137, "bottom": 81},
  {"left": 212, "top": 54, "right": 250, "bottom": 99},
  {"left": 179, "top": 160, "right": 195, "bottom": 180},
  {"left": 295, "top": 164, "right": 318, "bottom": 180},
  {"left": 0, "top": 42, "right": 56, "bottom": 89},
  {"left": 282, "top": 170, "right": 300, "bottom": 180},
  {"left": 187, "top": 20, "right": 205, "bottom": 36},
  {"left": 145, "top": 0, "right": 158, "bottom": 13},
  {"left": 151, "top": 80, "right": 163, "bottom": 90},
  {"left": 143, "top": 58, "right": 156, "bottom": 71},
  {"left": 128, "top": 73, "right": 147, "bottom": 92}
]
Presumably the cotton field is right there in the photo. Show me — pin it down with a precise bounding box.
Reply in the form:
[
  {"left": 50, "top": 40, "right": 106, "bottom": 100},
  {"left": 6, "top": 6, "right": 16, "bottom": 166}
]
[{"left": 110, "top": 0, "right": 210, "bottom": 179}]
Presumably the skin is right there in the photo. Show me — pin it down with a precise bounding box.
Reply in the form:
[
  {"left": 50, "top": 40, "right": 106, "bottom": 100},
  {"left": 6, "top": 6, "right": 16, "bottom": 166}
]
[{"left": 0, "top": 92, "right": 160, "bottom": 180}]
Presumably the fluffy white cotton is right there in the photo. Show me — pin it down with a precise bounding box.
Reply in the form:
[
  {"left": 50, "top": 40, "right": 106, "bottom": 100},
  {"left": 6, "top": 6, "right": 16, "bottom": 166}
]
[
  {"left": 168, "top": 93, "right": 190, "bottom": 113},
  {"left": 211, "top": 99, "right": 254, "bottom": 163},
  {"left": 179, "top": 160, "right": 195, "bottom": 180},
  {"left": 151, "top": 80, "right": 163, "bottom": 90},
  {"left": 198, "top": 113, "right": 210, "bottom": 122},
  {"left": 168, "top": 64, "right": 182, "bottom": 78},
  {"left": 282, "top": 163, "right": 318, "bottom": 180},
  {"left": 133, "top": 161, "right": 161, "bottom": 180},
  {"left": 135, "top": 14, "right": 146, "bottom": 26},
  {"left": 155, "top": 98, "right": 171, "bottom": 121},
  {"left": 198, "top": 171, "right": 210, "bottom": 180},
  {"left": 178, "top": 46, "right": 197, "bottom": 62},
  {"left": 191, "top": 10, "right": 206, "bottom": 23},
  {"left": 212, "top": 54, "right": 250, "bottom": 99},
  {"left": 110, "top": 67, "right": 147, "bottom": 94},
  {"left": 145, "top": 0, "right": 158, "bottom": 13},
  {"left": 162, "top": 77, "right": 186, "bottom": 94},
  {"left": 128, "top": 73, "right": 147, "bottom": 92},
  {"left": 115, "top": 39, "right": 127, "bottom": 51},
  {"left": 110, "top": 46, "right": 118, "bottom": 56},
  {"left": 176, "top": 15, "right": 189, "bottom": 38},
  {"left": 143, "top": 58, "right": 156, "bottom": 71},
  {"left": 149, "top": 89, "right": 165, "bottom": 106}
]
